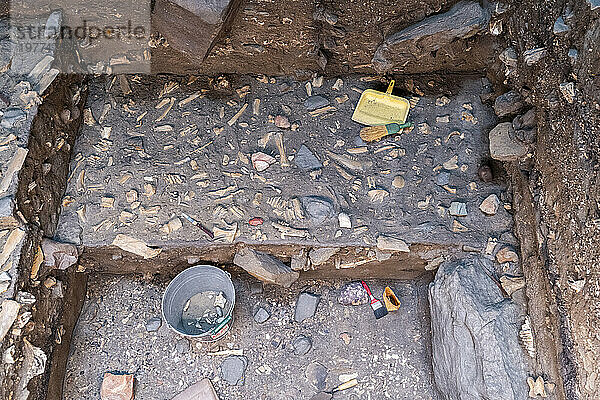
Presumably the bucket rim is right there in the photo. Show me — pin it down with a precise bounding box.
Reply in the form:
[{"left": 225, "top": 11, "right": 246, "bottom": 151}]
[{"left": 161, "top": 264, "right": 235, "bottom": 338}]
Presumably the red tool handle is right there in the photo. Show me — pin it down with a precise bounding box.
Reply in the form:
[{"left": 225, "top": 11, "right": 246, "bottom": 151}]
[{"left": 361, "top": 280, "right": 373, "bottom": 297}]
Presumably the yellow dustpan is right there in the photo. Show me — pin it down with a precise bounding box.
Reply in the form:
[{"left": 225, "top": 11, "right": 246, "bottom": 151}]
[{"left": 352, "top": 80, "right": 410, "bottom": 126}]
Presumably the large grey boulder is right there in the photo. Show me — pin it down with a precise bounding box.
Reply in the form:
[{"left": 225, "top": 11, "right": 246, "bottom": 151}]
[
  {"left": 372, "top": 1, "right": 489, "bottom": 73},
  {"left": 429, "top": 257, "right": 527, "bottom": 400}
]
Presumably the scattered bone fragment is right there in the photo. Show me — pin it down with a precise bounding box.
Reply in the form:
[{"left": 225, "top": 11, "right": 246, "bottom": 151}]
[
  {"left": 253, "top": 99, "right": 261, "bottom": 115},
  {"left": 274, "top": 133, "right": 290, "bottom": 168},
  {"left": 527, "top": 376, "right": 547, "bottom": 398},
  {"left": 520, "top": 317, "right": 536, "bottom": 358},
  {"left": 325, "top": 151, "right": 372, "bottom": 172},
  {"left": 392, "top": 175, "right": 405, "bottom": 189},
  {"left": 156, "top": 97, "right": 175, "bottom": 122},
  {"left": 368, "top": 189, "right": 389, "bottom": 203},
  {"left": 228, "top": 103, "right": 248, "bottom": 126},
  {"left": 500, "top": 275, "right": 525, "bottom": 295},
  {"left": 443, "top": 155, "right": 459, "bottom": 170},
  {"left": 101, "top": 197, "right": 115, "bottom": 208},
  {"left": 213, "top": 222, "right": 238, "bottom": 243},
  {"left": 160, "top": 217, "right": 183, "bottom": 234},
  {"left": 0, "top": 148, "right": 28, "bottom": 196},
  {"left": 178, "top": 92, "right": 202, "bottom": 107},
  {"left": 480, "top": 194, "right": 500, "bottom": 215}
]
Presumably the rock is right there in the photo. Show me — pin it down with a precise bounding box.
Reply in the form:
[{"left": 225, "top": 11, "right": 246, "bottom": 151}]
[
  {"left": 496, "top": 246, "right": 519, "bottom": 263},
  {"left": 499, "top": 47, "right": 517, "bottom": 67},
  {"left": 249, "top": 281, "right": 263, "bottom": 294},
  {"left": 392, "top": 175, "right": 405, "bottom": 189},
  {"left": 292, "top": 335, "right": 312, "bottom": 355},
  {"left": 304, "top": 96, "right": 329, "bottom": 111},
  {"left": 305, "top": 362, "right": 328, "bottom": 390},
  {"left": 221, "top": 356, "right": 248, "bottom": 385},
  {"left": 294, "top": 292, "right": 320, "bottom": 323},
  {"left": 175, "top": 338, "right": 190, "bottom": 354},
  {"left": 41, "top": 238, "right": 79, "bottom": 270},
  {"left": 145, "top": 316, "right": 162, "bottom": 332},
  {"left": 376, "top": 235, "right": 410, "bottom": 252},
  {"left": 372, "top": 1, "right": 489, "bottom": 73},
  {"left": 339, "top": 332, "right": 352, "bottom": 345},
  {"left": 0, "top": 299, "right": 20, "bottom": 342},
  {"left": 338, "top": 212, "right": 351, "bottom": 228},
  {"left": 233, "top": 248, "right": 299, "bottom": 288},
  {"left": 478, "top": 164, "right": 493, "bottom": 182},
  {"left": 300, "top": 196, "right": 334, "bottom": 226},
  {"left": 291, "top": 249, "right": 310, "bottom": 271},
  {"left": 587, "top": 0, "right": 600, "bottom": 10},
  {"left": 251, "top": 152, "right": 276, "bottom": 172},
  {"left": 0, "top": 196, "right": 18, "bottom": 229},
  {"left": 0, "top": 107, "right": 26, "bottom": 129},
  {"left": 553, "top": 17, "right": 570, "bottom": 34},
  {"left": 153, "top": 0, "right": 242, "bottom": 63},
  {"left": 338, "top": 282, "right": 369, "bottom": 306},
  {"left": 310, "top": 393, "right": 332, "bottom": 400},
  {"left": 253, "top": 307, "right": 270, "bottom": 324},
  {"left": 512, "top": 109, "right": 536, "bottom": 130},
  {"left": 523, "top": 47, "right": 547, "bottom": 66},
  {"left": 480, "top": 194, "right": 500, "bottom": 215},
  {"left": 429, "top": 257, "right": 527, "bottom": 400},
  {"left": 500, "top": 275, "right": 526, "bottom": 296},
  {"left": 568, "top": 48, "right": 578, "bottom": 64},
  {"left": 489, "top": 122, "right": 528, "bottom": 161},
  {"left": 295, "top": 145, "right": 322, "bottom": 170},
  {"left": 309, "top": 247, "right": 339, "bottom": 266},
  {"left": 449, "top": 202, "right": 467, "bottom": 217},
  {"left": 171, "top": 378, "right": 219, "bottom": 400},
  {"left": 436, "top": 172, "right": 450, "bottom": 186},
  {"left": 0, "top": 271, "right": 10, "bottom": 294},
  {"left": 559, "top": 82, "right": 576, "bottom": 104},
  {"left": 493, "top": 91, "right": 523, "bottom": 117},
  {"left": 100, "top": 373, "right": 134, "bottom": 400},
  {"left": 160, "top": 217, "right": 183, "bottom": 234},
  {"left": 274, "top": 115, "right": 290, "bottom": 128}
]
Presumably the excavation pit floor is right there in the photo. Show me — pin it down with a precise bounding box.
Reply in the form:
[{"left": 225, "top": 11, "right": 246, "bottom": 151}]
[
  {"left": 54, "top": 74, "right": 514, "bottom": 275},
  {"left": 63, "top": 272, "right": 439, "bottom": 400}
]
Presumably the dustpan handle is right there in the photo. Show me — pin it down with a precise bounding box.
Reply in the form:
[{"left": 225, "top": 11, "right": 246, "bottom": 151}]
[{"left": 386, "top": 80, "right": 395, "bottom": 94}]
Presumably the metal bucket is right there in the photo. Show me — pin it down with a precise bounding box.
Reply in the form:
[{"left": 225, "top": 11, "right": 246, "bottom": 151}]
[{"left": 162, "top": 265, "right": 235, "bottom": 341}]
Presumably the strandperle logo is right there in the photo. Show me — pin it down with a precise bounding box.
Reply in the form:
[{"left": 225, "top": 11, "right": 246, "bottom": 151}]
[{"left": 12, "top": 20, "right": 148, "bottom": 44}]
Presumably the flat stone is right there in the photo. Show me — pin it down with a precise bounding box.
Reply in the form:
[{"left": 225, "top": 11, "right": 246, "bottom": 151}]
[
  {"left": 338, "top": 212, "right": 351, "bottom": 228},
  {"left": 480, "top": 194, "right": 500, "bottom": 215},
  {"left": 292, "top": 335, "right": 312, "bottom": 355},
  {"left": 221, "top": 356, "right": 247, "bottom": 385},
  {"left": 309, "top": 247, "right": 339, "bottom": 266},
  {"left": 523, "top": 47, "right": 547, "bottom": 66},
  {"left": 171, "top": 378, "right": 219, "bottom": 400},
  {"left": 304, "top": 96, "right": 330, "bottom": 111},
  {"left": 372, "top": 1, "right": 489, "bottom": 73},
  {"left": 436, "top": 172, "right": 450, "bottom": 186},
  {"left": 392, "top": 175, "right": 405, "bottom": 189},
  {"left": 145, "top": 316, "right": 162, "bottom": 332},
  {"left": 0, "top": 299, "right": 20, "bottom": 342},
  {"left": 489, "top": 122, "right": 528, "bottom": 161},
  {"left": 295, "top": 144, "right": 322, "bottom": 171},
  {"left": 429, "top": 257, "right": 527, "bottom": 400},
  {"left": 305, "top": 362, "right": 328, "bottom": 390},
  {"left": 0, "top": 107, "right": 27, "bottom": 129},
  {"left": 512, "top": 109, "right": 536, "bottom": 130},
  {"left": 553, "top": 17, "right": 570, "bottom": 34},
  {"left": 301, "top": 196, "right": 334, "bottom": 226},
  {"left": 253, "top": 307, "right": 270, "bottom": 324},
  {"left": 449, "top": 202, "right": 467, "bottom": 217},
  {"left": 338, "top": 281, "right": 369, "bottom": 306},
  {"left": 310, "top": 393, "right": 332, "bottom": 400},
  {"left": 294, "top": 292, "right": 320, "bottom": 323},
  {"left": 233, "top": 248, "right": 299, "bottom": 288},
  {"left": 41, "top": 238, "right": 79, "bottom": 270},
  {"left": 496, "top": 246, "right": 519, "bottom": 263},
  {"left": 100, "top": 373, "right": 134, "bottom": 400},
  {"left": 376, "top": 235, "right": 410, "bottom": 252},
  {"left": 493, "top": 91, "right": 523, "bottom": 117},
  {"left": 0, "top": 196, "right": 17, "bottom": 229}
]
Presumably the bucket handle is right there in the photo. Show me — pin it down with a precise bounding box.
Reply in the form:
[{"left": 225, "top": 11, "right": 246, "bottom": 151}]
[{"left": 386, "top": 80, "right": 395, "bottom": 94}]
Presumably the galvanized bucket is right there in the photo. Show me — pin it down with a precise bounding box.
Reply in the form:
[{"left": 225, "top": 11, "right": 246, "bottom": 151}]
[{"left": 162, "top": 265, "right": 235, "bottom": 341}]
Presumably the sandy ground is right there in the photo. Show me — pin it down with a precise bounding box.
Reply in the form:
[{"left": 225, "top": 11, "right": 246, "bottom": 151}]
[{"left": 63, "top": 271, "right": 438, "bottom": 399}]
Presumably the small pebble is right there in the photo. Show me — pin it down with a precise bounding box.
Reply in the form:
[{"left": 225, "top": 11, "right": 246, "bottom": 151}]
[
  {"left": 145, "top": 316, "right": 162, "bottom": 332},
  {"left": 293, "top": 335, "right": 312, "bottom": 355},
  {"left": 253, "top": 307, "right": 271, "bottom": 324}
]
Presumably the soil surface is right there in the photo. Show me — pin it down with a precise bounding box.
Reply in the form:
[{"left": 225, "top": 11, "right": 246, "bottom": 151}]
[
  {"left": 55, "top": 74, "right": 514, "bottom": 274},
  {"left": 63, "top": 272, "right": 438, "bottom": 400}
]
